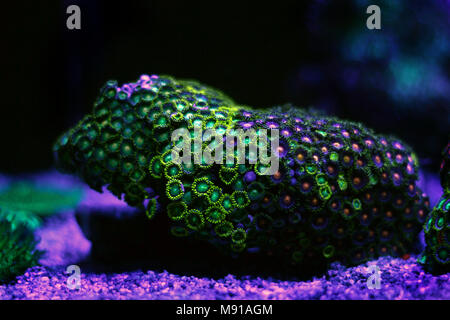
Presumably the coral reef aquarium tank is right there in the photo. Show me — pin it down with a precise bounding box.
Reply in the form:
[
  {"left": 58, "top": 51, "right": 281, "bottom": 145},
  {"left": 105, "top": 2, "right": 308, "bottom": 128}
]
[{"left": 1, "top": 0, "right": 449, "bottom": 310}]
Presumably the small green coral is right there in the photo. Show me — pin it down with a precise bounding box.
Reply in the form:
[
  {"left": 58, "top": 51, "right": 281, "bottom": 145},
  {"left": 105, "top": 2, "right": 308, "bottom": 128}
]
[
  {"left": 0, "top": 180, "right": 83, "bottom": 283},
  {"left": 0, "top": 220, "right": 42, "bottom": 284}
]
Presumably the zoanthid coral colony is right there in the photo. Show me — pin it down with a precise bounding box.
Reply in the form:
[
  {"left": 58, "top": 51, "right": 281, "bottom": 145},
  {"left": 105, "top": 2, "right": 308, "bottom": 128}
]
[
  {"left": 54, "top": 74, "right": 433, "bottom": 271},
  {"left": 419, "top": 142, "right": 449, "bottom": 274}
]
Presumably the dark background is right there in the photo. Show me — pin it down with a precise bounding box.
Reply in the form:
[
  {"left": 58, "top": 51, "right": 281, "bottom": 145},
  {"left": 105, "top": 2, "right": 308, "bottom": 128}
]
[{"left": 2, "top": 1, "right": 449, "bottom": 174}]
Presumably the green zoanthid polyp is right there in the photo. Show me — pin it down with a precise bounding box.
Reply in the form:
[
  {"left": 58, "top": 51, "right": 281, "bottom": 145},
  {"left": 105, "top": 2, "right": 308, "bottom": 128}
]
[
  {"left": 54, "top": 74, "right": 432, "bottom": 271},
  {"left": 418, "top": 142, "right": 449, "bottom": 274}
]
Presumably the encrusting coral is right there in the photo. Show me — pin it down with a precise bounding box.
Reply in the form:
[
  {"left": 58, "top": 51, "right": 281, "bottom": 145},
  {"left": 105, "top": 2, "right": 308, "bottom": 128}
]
[{"left": 54, "top": 74, "right": 431, "bottom": 271}]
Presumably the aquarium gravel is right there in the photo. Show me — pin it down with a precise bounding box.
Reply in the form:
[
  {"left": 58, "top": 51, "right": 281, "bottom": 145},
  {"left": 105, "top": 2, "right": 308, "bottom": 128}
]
[{"left": 0, "top": 256, "right": 448, "bottom": 300}]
